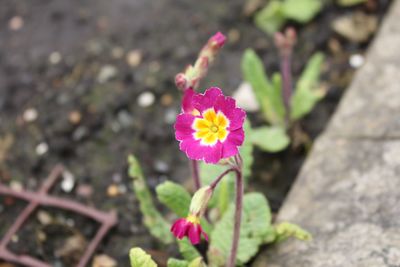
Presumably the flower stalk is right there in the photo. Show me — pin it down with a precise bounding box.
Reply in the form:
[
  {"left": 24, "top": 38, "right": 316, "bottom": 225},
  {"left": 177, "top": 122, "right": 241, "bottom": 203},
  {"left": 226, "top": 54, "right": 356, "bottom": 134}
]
[
  {"left": 228, "top": 166, "right": 243, "bottom": 267},
  {"left": 274, "top": 27, "right": 297, "bottom": 126},
  {"left": 175, "top": 32, "right": 226, "bottom": 91},
  {"left": 190, "top": 160, "right": 201, "bottom": 190}
]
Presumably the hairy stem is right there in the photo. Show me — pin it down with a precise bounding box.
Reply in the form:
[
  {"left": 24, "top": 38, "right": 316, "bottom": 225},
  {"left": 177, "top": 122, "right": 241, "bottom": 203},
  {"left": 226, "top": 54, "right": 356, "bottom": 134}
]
[
  {"left": 280, "top": 51, "right": 293, "bottom": 125},
  {"left": 190, "top": 160, "right": 201, "bottom": 190},
  {"left": 209, "top": 167, "right": 236, "bottom": 190},
  {"left": 227, "top": 167, "right": 243, "bottom": 267}
]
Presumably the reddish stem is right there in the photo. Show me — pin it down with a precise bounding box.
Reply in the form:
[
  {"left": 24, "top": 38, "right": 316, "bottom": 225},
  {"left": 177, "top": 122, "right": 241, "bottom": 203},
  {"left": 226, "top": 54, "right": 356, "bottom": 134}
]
[
  {"left": 280, "top": 51, "right": 293, "bottom": 123},
  {"left": 0, "top": 165, "right": 117, "bottom": 267},
  {"left": 226, "top": 167, "right": 243, "bottom": 267},
  {"left": 190, "top": 160, "right": 201, "bottom": 190}
]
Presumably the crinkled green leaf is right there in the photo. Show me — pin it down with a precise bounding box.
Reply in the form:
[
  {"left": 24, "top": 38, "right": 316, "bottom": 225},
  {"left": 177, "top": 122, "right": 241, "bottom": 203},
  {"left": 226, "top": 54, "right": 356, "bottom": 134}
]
[
  {"left": 255, "top": 0, "right": 286, "bottom": 35},
  {"left": 208, "top": 193, "right": 274, "bottom": 266},
  {"left": 283, "top": 0, "right": 322, "bottom": 23},
  {"left": 242, "top": 49, "right": 286, "bottom": 126},
  {"left": 167, "top": 258, "right": 189, "bottom": 267},
  {"left": 128, "top": 155, "right": 173, "bottom": 244},
  {"left": 178, "top": 239, "right": 201, "bottom": 262},
  {"left": 156, "top": 181, "right": 191, "bottom": 217},
  {"left": 273, "top": 222, "right": 312, "bottom": 243},
  {"left": 188, "top": 257, "right": 207, "bottom": 267},
  {"left": 337, "top": 0, "right": 367, "bottom": 7},
  {"left": 291, "top": 52, "right": 326, "bottom": 120},
  {"left": 129, "top": 248, "right": 157, "bottom": 267},
  {"left": 251, "top": 126, "right": 290, "bottom": 152}
]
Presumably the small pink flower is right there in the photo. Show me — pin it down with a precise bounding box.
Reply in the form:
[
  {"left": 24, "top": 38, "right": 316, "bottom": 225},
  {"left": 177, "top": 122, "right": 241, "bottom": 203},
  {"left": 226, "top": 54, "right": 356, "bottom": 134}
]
[
  {"left": 170, "top": 215, "right": 208, "bottom": 245},
  {"left": 175, "top": 87, "right": 245, "bottom": 164}
]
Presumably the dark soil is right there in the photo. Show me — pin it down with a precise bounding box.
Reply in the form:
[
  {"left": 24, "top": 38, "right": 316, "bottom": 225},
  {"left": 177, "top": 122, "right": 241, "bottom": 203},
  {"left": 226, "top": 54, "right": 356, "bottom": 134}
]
[{"left": 0, "top": 0, "right": 392, "bottom": 266}]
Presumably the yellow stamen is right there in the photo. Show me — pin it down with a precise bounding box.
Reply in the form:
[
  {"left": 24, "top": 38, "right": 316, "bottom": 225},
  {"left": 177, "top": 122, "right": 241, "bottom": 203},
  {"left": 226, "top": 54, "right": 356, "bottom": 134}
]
[
  {"left": 192, "top": 109, "right": 230, "bottom": 146},
  {"left": 186, "top": 214, "right": 200, "bottom": 225}
]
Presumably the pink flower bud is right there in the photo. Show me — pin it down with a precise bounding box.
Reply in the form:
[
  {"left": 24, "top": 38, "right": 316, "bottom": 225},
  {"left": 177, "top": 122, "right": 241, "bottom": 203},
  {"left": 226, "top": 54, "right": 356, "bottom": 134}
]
[
  {"left": 209, "top": 32, "right": 226, "bottom": 48},
  {"left": 175, "top": 73, "right": 187, "bottom": 91}
]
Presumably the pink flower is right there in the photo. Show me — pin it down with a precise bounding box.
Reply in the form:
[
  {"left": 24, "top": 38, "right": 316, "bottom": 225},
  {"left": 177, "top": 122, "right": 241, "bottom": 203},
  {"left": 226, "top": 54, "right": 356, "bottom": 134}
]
[
  {"left": 175, "top": 87, "right": 245, "bottom": 164},
  {"left": 170, "top": 215, "right": 208, "bottom": 245}
]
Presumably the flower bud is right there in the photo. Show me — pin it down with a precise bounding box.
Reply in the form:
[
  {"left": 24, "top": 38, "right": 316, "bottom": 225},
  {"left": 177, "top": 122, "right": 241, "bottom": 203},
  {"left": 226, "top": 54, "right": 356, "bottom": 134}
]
[
  {"left": 209, "top": 32, "right": 226, "bottom": 49},
  {"left": 175, "top": 73, "right": 187, "bottom": 91},
  {"left": 189, "top": 186, "right": 213, "bottom": 217}
]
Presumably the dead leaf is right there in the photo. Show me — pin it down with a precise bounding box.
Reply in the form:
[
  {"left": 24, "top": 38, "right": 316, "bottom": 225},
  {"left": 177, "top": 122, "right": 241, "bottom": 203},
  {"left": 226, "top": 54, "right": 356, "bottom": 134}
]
[{"left": 332, "top": 11, "right": 378, "bottom": 43}]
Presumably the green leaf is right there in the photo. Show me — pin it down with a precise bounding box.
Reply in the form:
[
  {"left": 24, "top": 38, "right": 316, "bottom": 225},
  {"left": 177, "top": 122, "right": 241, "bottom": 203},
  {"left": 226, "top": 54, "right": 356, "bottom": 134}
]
[
  {"left": 208, "top": 193, "right": 274, "bottom": 266},
  {"left": 242, "top": 49, "right": 286, "bottom": 126},
  {"left": 178, "top": 239, "right": 201, "bottom": 262},
  {"left": 129, "top": 248, "right": 157, "bottom": 267},
  {"left": 167, "top": 258, "right": 189, "bottom": 267},
  {"left": 156, "top": 181, "right": 191, "bottom": 217},
  {"left": 337, "top": 0, "right": 367, "bottom": 7},
  {"left": 128, "top": 155, "right": 173, "bottom": 244},
  {"left": 291, "top": 52, "right": 326, "bottom": 120},
  {"left": 188, "top": 257, "right": 207, "bottom": 267},
  {"left": 251, "top": 126, "right": 290, "bottom": 152},
  {"left": 282, "top": 0, "right": 322, "bottom": 23},
  {"left": 273, "top": 222, "right": 312, "bottom": 243},
  {"left": 255, "top": 0, "right": 286, "bottom": 35}
]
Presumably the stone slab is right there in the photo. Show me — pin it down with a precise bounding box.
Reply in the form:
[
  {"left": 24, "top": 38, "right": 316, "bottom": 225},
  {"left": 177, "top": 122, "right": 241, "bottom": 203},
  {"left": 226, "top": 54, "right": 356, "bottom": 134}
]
[
  {"left": 253, "top": 1, "right": 400, "bottom": 266},
  {"left": 254, "top": 137, "right": 400, "bottom": 267},
  {"left": 327, "top": 0, "right": 400, "bottom": 138}
]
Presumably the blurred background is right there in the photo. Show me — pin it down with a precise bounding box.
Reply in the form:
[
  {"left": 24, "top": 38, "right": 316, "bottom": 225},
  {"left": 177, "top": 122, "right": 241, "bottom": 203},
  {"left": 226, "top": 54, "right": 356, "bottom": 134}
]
[{"left": 0, "top": 0, "right": 392, "bottom": 266}]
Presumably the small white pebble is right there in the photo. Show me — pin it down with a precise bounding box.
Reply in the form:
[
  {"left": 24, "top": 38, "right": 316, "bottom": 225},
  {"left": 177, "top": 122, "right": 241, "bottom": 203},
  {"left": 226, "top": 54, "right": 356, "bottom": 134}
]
[
  {"left": 9, "top": 16, "right": 24, "bottom": 31},
  {"left": 349, "top": 54, "right": 364, "bottom": 68},
  {"left": 23, "top": 108, "right": 38, "bottom": 122},
  {"left": 137, "top": 91, "right": 155, "bottom": 107},
  {"left": 61, "top": 170, "right": 75, "bottom": 193},
  {"left": 49, "top": 51, "right": 62, "bottom": 64},
  {"left": 97, "top": 65, "right": 117, "bottom": 83},
  {"left": 37, "top": 210, "right": 52, "bottom": 225},
  {"left": 36, "top": 142, "right": 49, "bottom": 155},
  {"left": 10, "top": 181, "right": 23, "bottom": 192},
  {"left": 126, "top": 49, "right": 142, "bottom": 67}
]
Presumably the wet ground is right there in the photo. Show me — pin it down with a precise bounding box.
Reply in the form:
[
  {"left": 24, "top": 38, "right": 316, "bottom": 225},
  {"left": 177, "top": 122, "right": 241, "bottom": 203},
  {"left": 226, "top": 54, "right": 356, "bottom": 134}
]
[{"left": 0, "top": 0, "right": 392, "bottom": 266}]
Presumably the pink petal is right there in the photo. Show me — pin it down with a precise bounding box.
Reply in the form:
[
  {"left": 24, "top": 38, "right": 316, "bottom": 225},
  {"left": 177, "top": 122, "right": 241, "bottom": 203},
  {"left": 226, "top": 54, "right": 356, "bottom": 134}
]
[
  {"left": 222, "top": 128, "right": 244, "bottom": 158},
  {"left": 188, "top": 224, "right": 202, "bottom": 245},
  {"left": 182, "top": 88, "right": 196, "bottom": 113},
  {"left": 174, "top": 114, "right": 195, "bottom": 141},
  {"left": 182, "top": 139, "right": 223, "bottom": 164},
  {"left": 171, "top": 218, "right": 190, "bottom": 239},
  {"left": 192, "top": 87, "right": 223, "bottom": 113},
  {"left": 203, "top": 142, "right": 223, "bottom": 164},
  {"left": 214, "top": 96, "right": 246, "bottom": 131}
]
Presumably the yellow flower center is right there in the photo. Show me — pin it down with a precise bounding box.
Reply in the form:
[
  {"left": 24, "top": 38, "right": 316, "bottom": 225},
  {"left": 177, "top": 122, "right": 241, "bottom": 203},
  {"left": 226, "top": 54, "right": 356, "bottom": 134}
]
[
  {"left": 186, "top": 214, "right": 200, "bottom": 225},
  {"left": 192, "top": 108, "right": 229, "bottom": 146}
]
